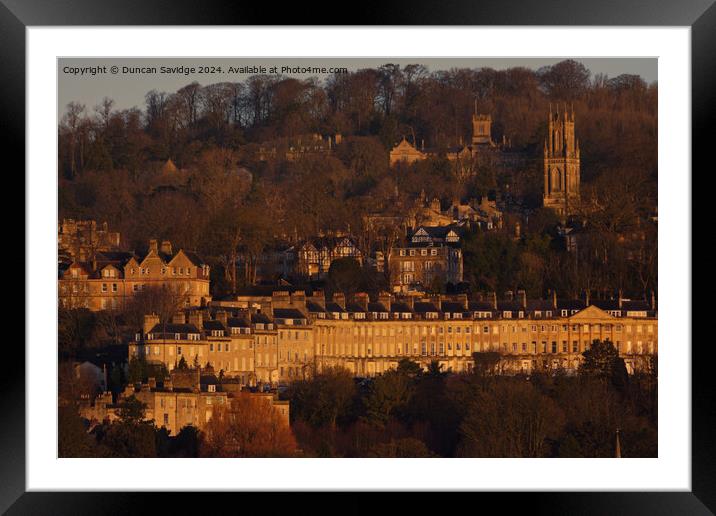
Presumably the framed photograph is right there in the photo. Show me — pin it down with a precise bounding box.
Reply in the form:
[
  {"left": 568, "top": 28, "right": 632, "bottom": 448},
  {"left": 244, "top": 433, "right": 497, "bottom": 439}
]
[{"left": 6, "top": 0, "right": 710, "bottom": 512}]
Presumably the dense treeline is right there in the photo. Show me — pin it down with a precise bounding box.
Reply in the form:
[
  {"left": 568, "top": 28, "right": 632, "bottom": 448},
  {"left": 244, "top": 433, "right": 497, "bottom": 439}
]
[
  {"left": 58, "top": 60, "right": 657, "bottom": 299},
  {"left": 284, "top": 341, "right": 657, "bottom": 458}
]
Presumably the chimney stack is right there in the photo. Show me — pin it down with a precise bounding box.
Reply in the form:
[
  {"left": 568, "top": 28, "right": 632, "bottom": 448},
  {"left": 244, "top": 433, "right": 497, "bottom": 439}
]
[
  {"left": 149, "top": 239, "right": 159, "bottom": 254},
  {"left": 456, "top": 293, "right": 468, "bottom": 310},
  {"left": 143, "top": 313, "right": 160, "bottom": 335},
  {"left": 172, "top": 312, "right": 186, "bottom": 325},
  {"left": 585, "top": 290, "right": 591, "bottom": 307},
  {"left": 552, "top": 290, "right": 558, "bottom": 309},
  {"left": 187, "top": 310, "right": 203, "bottom": 328},
  {"left": 160, "top": 240, "right": 173, "bottom": 256},
  {"left": 272, "top": 290, "right": 291, "bottom": 308},
  {"left": 504, "top": 290, "right": 514, "bottom": 302},
  {"left": 291, "top": 290, "right": 306, "bottom": 307},
  {"left": 517, "top": 289, "right": 527, "bottom": 309},
  {"left": 618, "top": 289, "right": 623, "bottom": 309},
  {"left": 355, "top": 292, "right": 369, "bottom": 311},
  {"left": 650, "top": 290, "right": 656, "bottom": 311},
  {"left": 378, "top": 291, "right": 392, "bottom": 312},
  {"left": 492, "top": 291, "right": 498, "bottom": 310},
  {"left": 148, "top": 377, "right": 156, "bottom": 389},
  {"left": 215, "top": 310, "right": 228, "bottom": 326},
  {"left": 332, "top": 292, "right": 346, "bottom": 309},
  {"left": 306, "top": 290, "right": 326, "bottom": 310}
]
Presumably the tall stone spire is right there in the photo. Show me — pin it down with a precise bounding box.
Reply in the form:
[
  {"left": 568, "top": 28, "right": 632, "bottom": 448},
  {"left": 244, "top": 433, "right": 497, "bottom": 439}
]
[{"left": 543, "top": 107, "right": 581, "bottom": 217}]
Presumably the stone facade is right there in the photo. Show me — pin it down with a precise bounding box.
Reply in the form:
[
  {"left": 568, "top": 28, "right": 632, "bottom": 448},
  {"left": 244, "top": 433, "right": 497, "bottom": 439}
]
[
  {"left": 58, "top": 219, "right": 121, "bottom": 262},
  {"left": 58, "top": 239, "right": 211, "bottom": 311},
  {"left": 543, "top": 106, "right": 581, "bottom": 216},
  {"left": 79, "top": 369, "right": 289, "bottom": 435},
  {"left": 131, "top": 291, "right": 658, "bottom": 388},
  {"left": 389, "top": 226, "right": 463, "bottom": 293},
  {"left": 389, "top": 107, "right": 518, "bottom": 167}
]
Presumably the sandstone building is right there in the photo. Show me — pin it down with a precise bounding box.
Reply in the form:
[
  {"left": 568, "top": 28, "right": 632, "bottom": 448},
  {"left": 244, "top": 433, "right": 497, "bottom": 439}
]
[
  {"left": 58, "top": 219, "right": 121, "bottom": 262},
  {"left": 389, "top": 106, "right": 517, "bottom": 167},
  {"left": 131, "top": 290, "right": 657, "bottom": 388},
  {"left": 59, "top": 238, "right": 211, "bottom": 311},
  {"left": 79, "top": 367, "right": 289, "bottom": 435},
  {"left": 389, "top": 226, "right": 464, "bottom": 293},
  {"left": 543, "top": 105, "right": 581, "bottom": 216}
]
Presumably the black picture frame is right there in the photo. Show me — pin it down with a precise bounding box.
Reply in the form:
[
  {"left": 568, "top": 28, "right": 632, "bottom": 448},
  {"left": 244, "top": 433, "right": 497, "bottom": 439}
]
[{"left": 4, "top": 0, "right": 709, "bottom": 513}]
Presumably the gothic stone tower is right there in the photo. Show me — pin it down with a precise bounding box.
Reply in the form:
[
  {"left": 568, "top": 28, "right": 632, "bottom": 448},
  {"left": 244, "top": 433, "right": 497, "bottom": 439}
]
[
  {"left": 543, "top": 105, "right": 580, "bottom": 217},
  {"left": 471, "top": 100, "right": 494, "bottom": 146},
  {"left": 472, "top": 113, "right": 493, "bottom": 145}
]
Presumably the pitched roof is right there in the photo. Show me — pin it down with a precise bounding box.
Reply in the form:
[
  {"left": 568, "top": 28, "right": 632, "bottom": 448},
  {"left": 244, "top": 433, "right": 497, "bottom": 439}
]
[
  {"left": 273, "top": 308, "right": 306, "bottom": 319},
  {"left": 345, "top": 303, "right": 366, "bottom": 313},
  {"left": 149, "top": 323, "right": 201, "bottom": 334},
  {"left": 203, "top": 320, "right": 226, "bottom": 331},
  {"left": 306, "top": 301, "right": 326, "bottom": 313},
  {"left": 226, "top": 316, "right": 250, "bottom": 328},
  {"left": 413, "top": 301, "right": 439, "bottom": 313},
  {"left": 441, "top": 301, "right": 466, "bottom": 313},
  {"left": 367, "top": 302, "right": 388, "bottom": 312},
  {"left": 391, "top": 302, "right": 413, "bottom": 313},
  {"left": 325, "top": 302, "right": 345, "bottom": 313},
  {"left": 251, "top": 312, "right": 272, "bottom": 324}
]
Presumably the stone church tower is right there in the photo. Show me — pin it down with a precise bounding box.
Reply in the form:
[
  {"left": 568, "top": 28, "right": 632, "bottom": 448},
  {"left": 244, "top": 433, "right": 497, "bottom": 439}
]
[
  {"left": 543, "top": 105, "right": 580, "bottom": 217},
  {"left": 472, "top": 100, "right": 494, "bottom": 146}
]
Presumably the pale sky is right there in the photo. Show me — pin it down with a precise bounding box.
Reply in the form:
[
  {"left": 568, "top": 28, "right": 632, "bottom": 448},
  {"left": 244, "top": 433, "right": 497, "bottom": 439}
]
[{"left": 58, "top": 57, "right": 656, "bottom": 118}]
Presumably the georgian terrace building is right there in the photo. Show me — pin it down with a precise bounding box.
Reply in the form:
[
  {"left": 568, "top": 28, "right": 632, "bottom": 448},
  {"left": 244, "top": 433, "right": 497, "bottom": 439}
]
[
  {"left": 59, "top": 239, "right": 211, "bottom": 311},
  {"left": 310, "top": 291, "right": 657, "bottom": 376},
  {"left": 131, "top": 290, "right": 657, "bottom": 384}
]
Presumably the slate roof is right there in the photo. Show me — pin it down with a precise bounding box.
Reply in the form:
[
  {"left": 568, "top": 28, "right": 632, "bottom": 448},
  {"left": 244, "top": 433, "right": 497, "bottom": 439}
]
[
  {"left": 367, "top": 302, "right": 389, "bottom": 312},
  {"left": 226, "top": 316, "right": 251, "bottom": 328},
  {"left": 251, "top": 312, "right": 273, "bottom": 325},
  {"left": 390, "top": 302, "right": 413, "bottom": 313},
  {"left": 306, "top": 301, "right": 326, "bottom": 313},
  {"left": 413, "top": 301, "right": 440, "bottom": 313},
  {"left": 273, "top": 308, "right": 307, "bottom": 319},
  {"left": 203, "top": 320, "right": 226, "bottom": 331},
  {"left": 149, "top": 323, "right": 201, "bottom": 335},
  {"left": 345, "top": 303, "right": 367, "bottom": 313},
  {"left": 441, "top": 301, "right": 466, "bottom": 313}
]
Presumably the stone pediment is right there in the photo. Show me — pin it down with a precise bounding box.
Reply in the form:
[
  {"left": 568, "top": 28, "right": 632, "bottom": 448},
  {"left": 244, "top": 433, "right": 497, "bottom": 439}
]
[{"left": 568, "top": 305, "right": 613, "bottom": 320}]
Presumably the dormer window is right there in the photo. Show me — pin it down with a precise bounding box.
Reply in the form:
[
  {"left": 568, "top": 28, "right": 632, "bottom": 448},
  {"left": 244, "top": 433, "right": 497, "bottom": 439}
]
[
  {"left": 174, "top": 333, "right": 181, "bottom": 340},
  {"left": 208, "top": 384, "right": 216, "bottom": 393},
  {"left": 503, "top": 311, "right": 512, "bottom": 319},
  {"left": 561, "top": 310, "right": 568, "bottom": 317}
]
